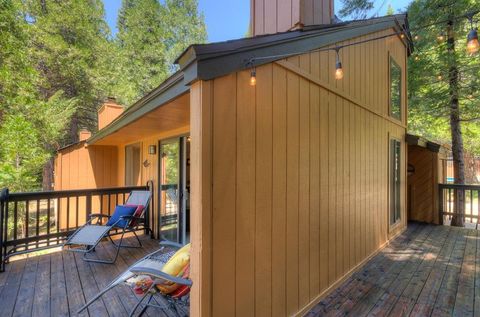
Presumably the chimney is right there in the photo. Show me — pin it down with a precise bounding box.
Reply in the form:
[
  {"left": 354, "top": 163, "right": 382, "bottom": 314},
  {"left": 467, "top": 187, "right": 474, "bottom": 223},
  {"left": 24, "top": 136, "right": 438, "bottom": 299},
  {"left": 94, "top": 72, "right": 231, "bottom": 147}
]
[
  {"left": 251, "top": 0, "right": 334, "bottom": 36},
  {"left": 78, "top": 129, "right": 91, "bottom": 141},
  {"left": 98, "top": 97, "right": 124, "bottom": 130}
]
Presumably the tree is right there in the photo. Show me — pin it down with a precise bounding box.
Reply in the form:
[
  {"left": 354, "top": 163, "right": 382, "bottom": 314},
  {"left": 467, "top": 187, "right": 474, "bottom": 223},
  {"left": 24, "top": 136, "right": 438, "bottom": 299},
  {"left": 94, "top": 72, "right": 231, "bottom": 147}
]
[
  {"left": 338, "top": 0, "right": 375, "bottom": 19},
  {"left": 408, "top": 0, "right": 480, "bottom": 226},
  {"left": 112, "top": 0, "right": 206, "bottom": 105},
  {"left": 386, "top": 4, "right": 395, "bottom": 15},
  {"left": 23, "top": 0, "right": 111, "bottom": 142},
  {"left": 0, "top": 0, "right": 72, "bottom": 190}
]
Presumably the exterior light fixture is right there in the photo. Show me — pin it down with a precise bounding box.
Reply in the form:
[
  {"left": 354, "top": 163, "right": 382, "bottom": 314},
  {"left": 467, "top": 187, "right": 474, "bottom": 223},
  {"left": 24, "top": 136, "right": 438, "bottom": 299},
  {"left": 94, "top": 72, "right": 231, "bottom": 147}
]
[
  {"left": 250, "top": 68, "right": 257, "bottom": 86},
  {"left": 148, "top": 145, "right": 156, "bottom": 155},
  {"left": 334, "top": 48, "right": 343, "bottom": 80},
  {"left": 467, "top": 28, "right": 479, "bottom": 55}
]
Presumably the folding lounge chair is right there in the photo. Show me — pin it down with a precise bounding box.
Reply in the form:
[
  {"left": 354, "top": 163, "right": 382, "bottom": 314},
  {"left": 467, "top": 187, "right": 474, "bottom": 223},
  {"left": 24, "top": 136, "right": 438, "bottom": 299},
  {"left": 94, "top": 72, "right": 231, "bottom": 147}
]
[
  {"left": 63, "top": 190, "right": 151, "bottom": 264},
  {"left": 78, "top": 241, "right": 192, "bottom": 317}
]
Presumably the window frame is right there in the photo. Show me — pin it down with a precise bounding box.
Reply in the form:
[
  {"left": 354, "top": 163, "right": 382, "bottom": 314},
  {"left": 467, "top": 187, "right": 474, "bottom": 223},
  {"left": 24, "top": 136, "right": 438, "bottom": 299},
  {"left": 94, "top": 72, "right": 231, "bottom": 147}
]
[
  {"left": 389, "top": 137, "right": 402, "bottom": 228},
  {"left": 388, "top": 54, "right": 402, "bottom": 122},
  {"left": 124, "top": 142, "right": 142, "bottom": 186}
]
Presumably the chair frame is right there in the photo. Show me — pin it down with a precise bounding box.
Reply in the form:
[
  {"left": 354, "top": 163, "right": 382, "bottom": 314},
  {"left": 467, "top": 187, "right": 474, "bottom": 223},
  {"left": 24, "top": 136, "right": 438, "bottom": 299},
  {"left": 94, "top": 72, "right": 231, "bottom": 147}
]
[
  {"left": 63, "top": 190, "right": 151, "bottom": 264},
  {"left": 78, "top": 240, "right": 191, "bottom": 317}
]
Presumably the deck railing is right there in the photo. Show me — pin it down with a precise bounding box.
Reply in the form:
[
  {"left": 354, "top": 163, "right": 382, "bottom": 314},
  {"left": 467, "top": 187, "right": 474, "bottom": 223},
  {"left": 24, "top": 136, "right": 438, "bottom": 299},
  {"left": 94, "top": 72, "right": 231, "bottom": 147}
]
[
  {"left": 0, "top": 184, "right": 153, "bottom": 271},
  {"left": 439, "top": 183, "right": 480, "bottom": 228}
]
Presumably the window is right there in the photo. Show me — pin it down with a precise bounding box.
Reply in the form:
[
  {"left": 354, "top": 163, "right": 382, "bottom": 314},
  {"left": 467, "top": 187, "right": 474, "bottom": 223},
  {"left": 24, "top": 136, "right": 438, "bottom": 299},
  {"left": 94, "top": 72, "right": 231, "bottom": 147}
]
[
  {"left": 125, "top": 143, "right": 141, "bottom": 186},
  {"left": 390, "top": 139, "right": 401, "bottom": 225},
  {"left": 389, "top": 57, "right": 402, "bottom": 120}
]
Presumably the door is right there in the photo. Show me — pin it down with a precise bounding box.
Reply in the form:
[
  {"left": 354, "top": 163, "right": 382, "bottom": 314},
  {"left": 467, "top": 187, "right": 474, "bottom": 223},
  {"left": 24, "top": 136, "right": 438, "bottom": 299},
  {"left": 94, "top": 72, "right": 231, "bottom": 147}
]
[{"left": 159, "top": 137, "right": 189, "bottom": 244}]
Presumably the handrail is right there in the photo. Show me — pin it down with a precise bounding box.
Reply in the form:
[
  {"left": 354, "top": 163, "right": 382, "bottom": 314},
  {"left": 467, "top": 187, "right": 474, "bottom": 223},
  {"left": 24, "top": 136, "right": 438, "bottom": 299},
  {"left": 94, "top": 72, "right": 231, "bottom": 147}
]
[
  {"left": 0, "top": 184, "right": 153, "bottom": 272},
  {"left": 438, "top": 183, "right": 480, "bottom": 228}
]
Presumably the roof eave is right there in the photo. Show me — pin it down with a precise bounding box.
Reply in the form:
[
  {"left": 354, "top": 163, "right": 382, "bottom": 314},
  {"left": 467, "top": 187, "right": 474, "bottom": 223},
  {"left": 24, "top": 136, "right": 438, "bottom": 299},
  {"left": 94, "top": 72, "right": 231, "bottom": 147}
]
[{"left": 87, "top": 71, "right": 189, "bottom": 145}]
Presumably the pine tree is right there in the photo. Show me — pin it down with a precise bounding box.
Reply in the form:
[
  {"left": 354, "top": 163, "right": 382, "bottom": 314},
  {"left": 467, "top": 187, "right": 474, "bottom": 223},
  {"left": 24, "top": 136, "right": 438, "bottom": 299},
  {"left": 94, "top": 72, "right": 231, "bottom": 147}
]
[
  {"left": 113, "top": 0, "right": 206, "bottom": 105},
  {"left": 338, "top": 0, "right": 375, "bottom": 19},
  {"left": 408, "top": 0, "right": 480, "bottom": 226},
  {"left": 23, "top": 0, "right": 111, "bottom": 142}
]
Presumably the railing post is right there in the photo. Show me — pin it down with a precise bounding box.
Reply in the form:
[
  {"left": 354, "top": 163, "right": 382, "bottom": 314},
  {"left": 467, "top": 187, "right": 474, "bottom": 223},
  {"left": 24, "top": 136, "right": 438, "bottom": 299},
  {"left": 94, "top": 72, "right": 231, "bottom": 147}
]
[
  {"left": 0, "top": 188, "right": 9, "bottom": 272},
  {"left": 438, "top": 185, "right": 444, "bottom": 225},
  {"left": 86, "top": 193, "right": 92, "bottom": 220},
  {"left": 146, "top": 181, "right": 154, "bottom": 238}
]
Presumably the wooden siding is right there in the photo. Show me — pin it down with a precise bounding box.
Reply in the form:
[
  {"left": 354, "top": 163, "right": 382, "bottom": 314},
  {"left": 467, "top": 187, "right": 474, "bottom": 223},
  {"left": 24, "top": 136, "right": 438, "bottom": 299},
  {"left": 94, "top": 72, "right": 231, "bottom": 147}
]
[
  {"left": 407, "top": 145, "right": 441, "bottom": 224},
  {"left": 54, "top": 144, "right": 118, "bottom": 191},
  {"left": 190, "top": 28, "right": 408, "bottom": 316},
  {"left": 251, "top": 0, "right": 333, "bottom": 36}
]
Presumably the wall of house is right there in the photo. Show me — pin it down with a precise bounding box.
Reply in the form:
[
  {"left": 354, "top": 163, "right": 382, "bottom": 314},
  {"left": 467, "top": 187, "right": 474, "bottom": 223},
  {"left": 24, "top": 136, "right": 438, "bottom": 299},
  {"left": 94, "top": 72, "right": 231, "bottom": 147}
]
[
  {"left": 190, "top": 27, "right": 408, "bottom": 317},
  {"left": 54, "top": 143, "right": 119, "bottom": 190},
  {"left": 116, "top": 126, "right": 190, "bottom": 237},
  {"left": 407, "top": 145, "right": 443, "bottom": 224}
]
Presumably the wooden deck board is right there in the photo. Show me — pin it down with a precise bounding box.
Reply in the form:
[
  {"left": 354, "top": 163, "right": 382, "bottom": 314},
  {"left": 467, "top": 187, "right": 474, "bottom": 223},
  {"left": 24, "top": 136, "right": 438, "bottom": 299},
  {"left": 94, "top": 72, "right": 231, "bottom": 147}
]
[
  {"left": 0, "top": 234, "right": 165, "bottom": 317},
  {"left": 307, "top": 223, "right": 480, "bottom": 317}
]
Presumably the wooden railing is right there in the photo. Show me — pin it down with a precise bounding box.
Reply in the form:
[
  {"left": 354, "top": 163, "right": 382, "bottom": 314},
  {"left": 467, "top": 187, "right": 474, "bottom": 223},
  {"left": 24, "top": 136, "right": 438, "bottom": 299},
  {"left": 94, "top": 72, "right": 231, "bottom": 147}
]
[
  {"left": 0, "top": 184, "right": 153, "bottom": 271},
  {"left": 439, "top": 183, "right": 480, "bottom": 228}
]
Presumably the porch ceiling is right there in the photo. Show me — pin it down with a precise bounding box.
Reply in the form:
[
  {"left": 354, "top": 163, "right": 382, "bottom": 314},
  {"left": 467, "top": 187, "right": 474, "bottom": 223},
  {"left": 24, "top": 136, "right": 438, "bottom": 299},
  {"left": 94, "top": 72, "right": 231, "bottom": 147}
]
[{"left": 92, "top": 93, "right": 190, "bottom": 146}]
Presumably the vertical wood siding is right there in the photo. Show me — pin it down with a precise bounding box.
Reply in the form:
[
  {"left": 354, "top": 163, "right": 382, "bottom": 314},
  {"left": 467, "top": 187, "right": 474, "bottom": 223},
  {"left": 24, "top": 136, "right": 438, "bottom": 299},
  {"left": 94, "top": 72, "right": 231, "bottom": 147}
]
[
  {"left": 54, "top": 144, "right": 118, "bottom": 190},
  {"left": 251, "top": 0, "right": 333, "bottom": 36},
  {"left": 194, "top": 29, "right": 408, "bottom": 316}
]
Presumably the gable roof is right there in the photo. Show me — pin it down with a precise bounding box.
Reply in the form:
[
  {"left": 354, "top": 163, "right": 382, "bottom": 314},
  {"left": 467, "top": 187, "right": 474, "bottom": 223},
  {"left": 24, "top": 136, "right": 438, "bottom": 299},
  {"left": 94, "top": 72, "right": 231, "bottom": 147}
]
[
  {"left": 177, "top": 13, "right": 411, "bottom": 84},
  {"left": 87, "top": 14, "right": 411, "bottom": 145}
]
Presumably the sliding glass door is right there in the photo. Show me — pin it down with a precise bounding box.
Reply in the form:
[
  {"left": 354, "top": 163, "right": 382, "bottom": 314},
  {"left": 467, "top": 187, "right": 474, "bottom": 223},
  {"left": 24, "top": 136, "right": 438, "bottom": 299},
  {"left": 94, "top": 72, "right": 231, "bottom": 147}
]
[{"left": 159, "top": 136, "right": 189, "bottom": 244}]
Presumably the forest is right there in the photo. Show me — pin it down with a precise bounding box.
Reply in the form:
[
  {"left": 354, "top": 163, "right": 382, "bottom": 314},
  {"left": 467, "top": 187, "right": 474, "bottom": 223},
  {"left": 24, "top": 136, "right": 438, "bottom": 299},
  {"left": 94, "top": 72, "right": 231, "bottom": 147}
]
[{"left": 0, "top": 0, "right": 206, "bottom": 192}]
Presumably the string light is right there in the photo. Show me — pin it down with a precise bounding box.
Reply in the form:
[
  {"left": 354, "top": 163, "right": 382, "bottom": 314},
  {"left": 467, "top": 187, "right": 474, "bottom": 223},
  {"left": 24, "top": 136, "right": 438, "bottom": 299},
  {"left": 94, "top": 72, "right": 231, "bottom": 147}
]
[
  {"left": 466, "top": 12, "right": 480, "bottom": 55},
  {"left": 334, "top": 48, "right": 344, "bottom": 80},
  {"left": 243, "top": 10, "right": 480, "bottom": 85},
  {"left": 250, "top": 68, "right": 257, "bottom": 86},
  {"left": 467, "top": 29, "right": 479, "bottom": 55}
]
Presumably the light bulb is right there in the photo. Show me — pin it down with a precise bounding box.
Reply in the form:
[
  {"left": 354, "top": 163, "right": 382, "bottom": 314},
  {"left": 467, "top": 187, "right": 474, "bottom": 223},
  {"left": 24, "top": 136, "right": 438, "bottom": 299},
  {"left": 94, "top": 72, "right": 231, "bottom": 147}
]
[
  {"left": 414, "top": 56, "right": 420, "bottom": 61},
  {"left": 414, "top": 35, "right": 419, "bottom": 40},
  {"left": 467, "top": 29, "right": 479, "bottom": 55},
  {"left": 437, "top": 34, "right": 445, "bottom": 42},
  {"left": 437, "top": 75, "right": 443, "bottom": 80},
  {"left": 250, "top": 70, "right": 256, "bottom": 86},
  {"left": 335, "top": 64, "right": 344, "bottom": 80}
]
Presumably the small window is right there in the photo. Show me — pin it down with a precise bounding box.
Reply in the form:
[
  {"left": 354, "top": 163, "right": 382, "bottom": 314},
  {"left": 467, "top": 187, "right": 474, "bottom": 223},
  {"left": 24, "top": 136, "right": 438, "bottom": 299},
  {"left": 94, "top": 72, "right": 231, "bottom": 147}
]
[
  {"left": 390, "top": 139, "right": 401, "bottom": 225},
  {"left": 389, "top": 57, "right": 402, "bottom": 120},
  {"left": 125, "top": 143, "right": 141, "bottom": 186}
]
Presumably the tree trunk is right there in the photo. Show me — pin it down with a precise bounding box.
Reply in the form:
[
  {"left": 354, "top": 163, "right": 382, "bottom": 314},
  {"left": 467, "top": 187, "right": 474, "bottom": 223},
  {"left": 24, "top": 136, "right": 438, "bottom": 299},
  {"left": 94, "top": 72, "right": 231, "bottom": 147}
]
[
  {"left": 42, "top": 158, "right": 54, "bottom": 191},
  {"left": 447, "top": 20, "right": 465, "bottom": 227}
]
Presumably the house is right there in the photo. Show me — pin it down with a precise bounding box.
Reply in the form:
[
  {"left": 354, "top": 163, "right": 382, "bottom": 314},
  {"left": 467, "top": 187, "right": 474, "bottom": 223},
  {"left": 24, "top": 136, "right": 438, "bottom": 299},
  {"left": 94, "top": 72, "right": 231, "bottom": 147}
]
[{"left": 53, "top": 0, "right": 412, "bottom": 315}]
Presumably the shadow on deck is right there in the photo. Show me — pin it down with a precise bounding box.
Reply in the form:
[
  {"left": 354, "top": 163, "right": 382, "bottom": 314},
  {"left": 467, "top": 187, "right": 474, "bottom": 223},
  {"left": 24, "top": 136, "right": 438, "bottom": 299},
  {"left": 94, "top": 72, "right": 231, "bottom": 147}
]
[
  {"left": 307, "top": 222, "right": 480, "bottom": 316},
  {"left": 0, "top": 234, "right": 180, "bottom": 317}
]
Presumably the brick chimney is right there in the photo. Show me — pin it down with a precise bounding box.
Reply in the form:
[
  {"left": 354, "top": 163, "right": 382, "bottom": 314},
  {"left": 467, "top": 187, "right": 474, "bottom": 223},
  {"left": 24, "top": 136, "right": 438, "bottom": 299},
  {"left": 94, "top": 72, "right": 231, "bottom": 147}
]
[
  {"left": 78, "top": 129, "right": 91, "bottom": 141},
  {"left": 251, "top": 0, "right": 334, "bottom": 36},
  {"left": 98, "top": 97, "right": 124, "bottom": 130}
]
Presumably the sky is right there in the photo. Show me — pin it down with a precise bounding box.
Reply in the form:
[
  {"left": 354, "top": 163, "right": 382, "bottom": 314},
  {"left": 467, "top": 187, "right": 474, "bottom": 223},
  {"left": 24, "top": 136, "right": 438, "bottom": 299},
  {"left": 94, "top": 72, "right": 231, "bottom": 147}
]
[{"left": 103, "top": 0, "right": 412, "bottom": 43}]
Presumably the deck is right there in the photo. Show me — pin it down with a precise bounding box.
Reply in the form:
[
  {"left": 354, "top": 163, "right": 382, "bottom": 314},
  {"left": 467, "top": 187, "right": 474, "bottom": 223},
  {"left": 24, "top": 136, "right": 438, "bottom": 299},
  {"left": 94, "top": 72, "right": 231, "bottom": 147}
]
[
  {"left": 307, "top": 222, "right": 480, "bottom": 316},
  {"left": 0, "top": 234, "right": 180, "bottom": 317},
  {"left": 1, "top": 224, "right": 479, "bottom": 316}
]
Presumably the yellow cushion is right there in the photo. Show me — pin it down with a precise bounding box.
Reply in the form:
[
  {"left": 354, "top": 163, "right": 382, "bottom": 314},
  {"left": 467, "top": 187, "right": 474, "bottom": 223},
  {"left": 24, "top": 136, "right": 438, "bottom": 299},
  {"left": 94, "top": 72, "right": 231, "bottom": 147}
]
[{"left": 157, "top": 243, "right": 191, "bottom": 294}]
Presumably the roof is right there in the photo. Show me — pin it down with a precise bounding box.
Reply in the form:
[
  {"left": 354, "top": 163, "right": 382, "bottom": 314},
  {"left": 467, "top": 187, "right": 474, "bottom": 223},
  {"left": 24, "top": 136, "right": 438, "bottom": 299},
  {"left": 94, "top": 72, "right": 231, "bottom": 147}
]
[
  {"left": 406, "top": 133, "right": 445, "bottom": 153},
  {"left": 87, "top": 14, "right": 411, "bottom": 145}
]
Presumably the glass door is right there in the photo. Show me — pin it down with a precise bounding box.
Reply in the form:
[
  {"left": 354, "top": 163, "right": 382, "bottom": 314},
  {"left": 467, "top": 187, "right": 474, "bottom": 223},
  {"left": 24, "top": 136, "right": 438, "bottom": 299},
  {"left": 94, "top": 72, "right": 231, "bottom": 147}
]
[{"left": 159, "top": 136, "right": 189, "bottom": 244}]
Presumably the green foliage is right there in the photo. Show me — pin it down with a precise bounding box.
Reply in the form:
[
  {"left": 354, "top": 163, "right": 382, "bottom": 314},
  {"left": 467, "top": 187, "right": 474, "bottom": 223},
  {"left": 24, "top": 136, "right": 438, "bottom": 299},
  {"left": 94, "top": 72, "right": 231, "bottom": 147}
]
[
  {"left": 338, "top": 0, "right": 375, "bottom": 19},
  {"left": 407, "top": 0, "right": 480, "bottom": 154},
  {"left": 0, "top": 0, "right": 206, "bottom": 191},
  {"left": 111, "top": 0, "right": 206, "bottom": 105},
  {"left": 386, "top": 4, "right": 395, "bottom": 15}
]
